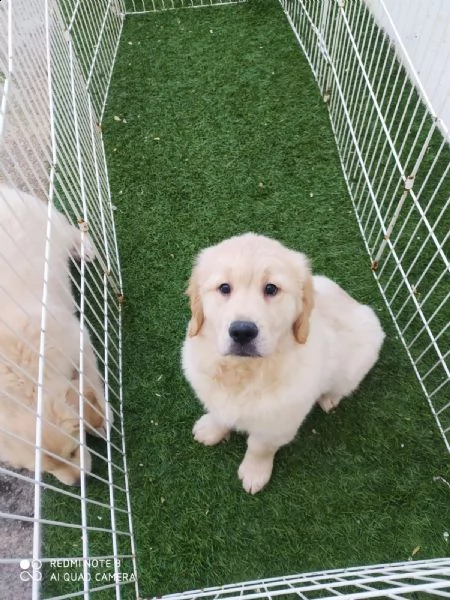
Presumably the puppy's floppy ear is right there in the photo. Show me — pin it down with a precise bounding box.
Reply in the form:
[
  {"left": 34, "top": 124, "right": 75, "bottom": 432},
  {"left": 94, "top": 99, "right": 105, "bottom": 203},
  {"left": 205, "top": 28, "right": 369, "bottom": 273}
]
[
  {"left": 292, "top": 255, "right": 314, "bottom": 344},
  {"left": 186, "top": 266, "right": 204, "bottom": 337}
]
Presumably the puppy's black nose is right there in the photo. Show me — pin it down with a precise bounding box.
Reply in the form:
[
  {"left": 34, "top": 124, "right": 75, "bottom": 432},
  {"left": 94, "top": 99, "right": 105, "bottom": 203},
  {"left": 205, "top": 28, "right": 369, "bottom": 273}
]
[{"left": 229, "top": 321, "right": 259, "bottom": 344}]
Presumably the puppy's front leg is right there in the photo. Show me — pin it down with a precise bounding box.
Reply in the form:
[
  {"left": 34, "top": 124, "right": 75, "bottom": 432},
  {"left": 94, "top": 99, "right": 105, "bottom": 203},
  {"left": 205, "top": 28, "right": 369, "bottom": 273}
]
[
  {"left": 193, "top": 413, "right": 230, "bottom": 446},
  {"left": 238, "top": 436, "right": 278, "bottom": 494},
  {"left": 70, "top": 227, "right": 96, "bottom": 263}
]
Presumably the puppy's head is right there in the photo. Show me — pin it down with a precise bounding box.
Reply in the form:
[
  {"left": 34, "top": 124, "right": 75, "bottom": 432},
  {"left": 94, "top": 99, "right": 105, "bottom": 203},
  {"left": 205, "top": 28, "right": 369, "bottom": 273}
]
[{"left": 186, "top": 233, "right": 314, "bottom": 357}]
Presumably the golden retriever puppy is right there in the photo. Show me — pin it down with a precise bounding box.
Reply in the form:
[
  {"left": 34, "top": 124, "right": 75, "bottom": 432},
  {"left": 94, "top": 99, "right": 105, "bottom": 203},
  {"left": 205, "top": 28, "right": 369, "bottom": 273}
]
[
  {"left": 0, "top": 183, "right": 111, "bottom": 485},
  {"left": 182, "top": 233, "right": 385, "bottom": 494}
]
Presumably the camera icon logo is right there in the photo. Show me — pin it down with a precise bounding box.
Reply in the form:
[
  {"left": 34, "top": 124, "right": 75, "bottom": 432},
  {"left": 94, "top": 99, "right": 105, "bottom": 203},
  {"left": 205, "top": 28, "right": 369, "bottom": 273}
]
[{"left": 19, "top": 559, "right": 42, "bottom": 582}]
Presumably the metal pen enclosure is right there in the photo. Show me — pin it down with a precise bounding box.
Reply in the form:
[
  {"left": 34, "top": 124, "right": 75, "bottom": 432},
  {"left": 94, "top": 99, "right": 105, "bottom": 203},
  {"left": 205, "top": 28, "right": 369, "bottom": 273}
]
[{"left": 0, "top": 0, "right": 448, "bottom": 598}]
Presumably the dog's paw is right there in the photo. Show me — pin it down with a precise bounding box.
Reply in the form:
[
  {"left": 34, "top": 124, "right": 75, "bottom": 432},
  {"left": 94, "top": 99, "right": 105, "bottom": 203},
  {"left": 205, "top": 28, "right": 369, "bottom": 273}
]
[
  {"left": 238, "top": 454, "right": 273, "bottom": 495},
  {"left": 72, "top": 235, "right": 96, "bottom": 263},
  {"left": 83, "top": 237, "right": 96, "bottom": 262},
  {"left": 318, "top": 394, "right": 341, "bottom": 413},
  {"left": 90, "top": 404, "right": 114, "bottom": 439},
  {"left": 193, "top": 414, "right": 229, "bottom": 446}
]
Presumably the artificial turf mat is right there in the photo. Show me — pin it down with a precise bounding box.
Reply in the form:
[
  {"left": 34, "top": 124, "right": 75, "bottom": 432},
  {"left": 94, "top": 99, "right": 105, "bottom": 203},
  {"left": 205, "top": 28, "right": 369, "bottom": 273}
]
[{"left": 101, "top": 1, "right": 450, "bottom": 596}]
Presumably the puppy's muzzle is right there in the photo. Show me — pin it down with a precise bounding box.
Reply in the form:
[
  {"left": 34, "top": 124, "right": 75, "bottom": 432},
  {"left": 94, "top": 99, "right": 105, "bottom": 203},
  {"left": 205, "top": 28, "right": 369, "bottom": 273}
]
[{"left": 228, "top": 321, "right": 260, "bottom": 357}]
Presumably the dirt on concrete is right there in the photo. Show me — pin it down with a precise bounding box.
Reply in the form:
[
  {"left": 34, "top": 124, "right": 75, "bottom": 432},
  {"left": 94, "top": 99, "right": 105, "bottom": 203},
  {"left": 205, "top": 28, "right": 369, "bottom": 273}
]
[{"left": 0, "top": 471, "right": 34, "bottom": 599}]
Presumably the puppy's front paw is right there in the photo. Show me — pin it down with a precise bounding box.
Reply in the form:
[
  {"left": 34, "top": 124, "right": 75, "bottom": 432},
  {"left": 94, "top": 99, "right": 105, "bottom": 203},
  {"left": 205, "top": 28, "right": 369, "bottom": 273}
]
[
  {"left": 72, "top": 234, "right": 96, "bottom": 263},
  {"left": 238, "top": 454, "right": 273, "bottom": 495},
  {"left": 318, "top": 394, "right": 341, "bottom": 413},
  {"left": 83, "top": 236, "right": 96, "bottom": 262},
  {"left": 193, "top": 414, "right": 229, "bottom": 446},
  {"left": 90, "top": 404, "right": 114, "bottom": 439}
]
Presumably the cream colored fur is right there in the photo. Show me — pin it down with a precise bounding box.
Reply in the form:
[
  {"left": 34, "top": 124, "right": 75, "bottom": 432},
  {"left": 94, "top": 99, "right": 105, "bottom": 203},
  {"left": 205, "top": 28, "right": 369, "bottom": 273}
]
[
  {"left": 0, "top": 184, "right": 111, "bottom": 485},
  {"left": 182, "top": 233, "right": 385, "bottom": 494}
]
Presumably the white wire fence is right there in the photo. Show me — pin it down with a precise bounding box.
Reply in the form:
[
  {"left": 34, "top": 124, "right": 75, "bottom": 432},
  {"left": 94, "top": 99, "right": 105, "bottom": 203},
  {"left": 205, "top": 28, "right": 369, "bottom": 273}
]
[
  {"left": 58, "top": 0, "right": 124, "bottom": 120},
  {"left": 0, "top": 0, "right": 448, "bottom": 599},
  {"left": 123, "top": 0, "right": 245, "bottom": 16},
  {"left": 0, "top": 0, "right": 137, "bottom": 598},
  {"left": 160, "top": 558, "right": 450, "bottom": 600},
  {"left": 278, "top": 0, "right": 449, "bottom": 452}
]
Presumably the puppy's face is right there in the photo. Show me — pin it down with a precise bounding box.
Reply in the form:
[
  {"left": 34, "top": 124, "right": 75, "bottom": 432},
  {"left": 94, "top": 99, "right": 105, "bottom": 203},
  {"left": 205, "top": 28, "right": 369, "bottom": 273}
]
[{"left": 186, "top": 233, "right": 314, "bottom": 357}]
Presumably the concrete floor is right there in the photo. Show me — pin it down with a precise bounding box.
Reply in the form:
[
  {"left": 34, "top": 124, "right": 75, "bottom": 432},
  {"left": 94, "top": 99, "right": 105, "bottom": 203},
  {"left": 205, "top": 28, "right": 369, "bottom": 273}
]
[
  {"left": 366, "top": 0, "right": 450, "bottom": 139},
  {"left": 0, "top": 472, "right": 33, "bottom": 600}
]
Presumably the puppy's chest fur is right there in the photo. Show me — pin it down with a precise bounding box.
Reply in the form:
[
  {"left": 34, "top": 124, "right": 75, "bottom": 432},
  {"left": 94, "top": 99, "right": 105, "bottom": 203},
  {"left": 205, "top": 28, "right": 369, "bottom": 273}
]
[{"left": 184, "top": 341, "right": 322, "bottom": 433}]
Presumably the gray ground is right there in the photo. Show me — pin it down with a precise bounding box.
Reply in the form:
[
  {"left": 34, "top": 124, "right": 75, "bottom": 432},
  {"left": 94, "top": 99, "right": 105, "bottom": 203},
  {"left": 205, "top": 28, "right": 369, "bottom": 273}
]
[
  {"left": 0, "top": 471, "right": 34, "bottom": 599},
  {"left": 366, "top": 0, "right": 450, "bottom": 138}
]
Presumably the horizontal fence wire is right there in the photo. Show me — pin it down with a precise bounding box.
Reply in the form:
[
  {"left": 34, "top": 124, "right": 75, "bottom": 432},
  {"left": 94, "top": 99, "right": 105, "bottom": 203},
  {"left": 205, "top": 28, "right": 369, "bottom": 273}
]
[
  {"left": 123, "top": 0, "right": 246, "bottom": 15},
  {"left": 278, "top": 0, "right": 450, "bottom": 452}
]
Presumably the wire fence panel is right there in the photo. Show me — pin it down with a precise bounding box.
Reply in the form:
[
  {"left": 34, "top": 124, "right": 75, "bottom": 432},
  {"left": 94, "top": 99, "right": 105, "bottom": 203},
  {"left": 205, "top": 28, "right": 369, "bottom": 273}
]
[
  {"left": 0, "top": 0, "right": 137, "bottom": 599},
  {"left": 123, "top": 0, "right": 246, "bottom": 16},
  {"left": 1, "top": 0, "right": 449, "bottom": 598},
  {"left": 279, "top": 0, "right": 450, "bottom": 452},
  {"left": 158, "top": 558, "right": 450, "bottom": 600},
  {"left": 57, "top": 0, "right": 125, "bottom": 120}
]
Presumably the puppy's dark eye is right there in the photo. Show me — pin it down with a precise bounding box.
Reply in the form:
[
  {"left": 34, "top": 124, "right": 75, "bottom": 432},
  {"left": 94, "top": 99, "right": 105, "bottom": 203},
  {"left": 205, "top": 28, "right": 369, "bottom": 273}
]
[
  {"left": 218, "top": 283, "right": 231, "bottom": 295},
  {"left": 264, "top": 283, "right": 279, "bottom": 297}
]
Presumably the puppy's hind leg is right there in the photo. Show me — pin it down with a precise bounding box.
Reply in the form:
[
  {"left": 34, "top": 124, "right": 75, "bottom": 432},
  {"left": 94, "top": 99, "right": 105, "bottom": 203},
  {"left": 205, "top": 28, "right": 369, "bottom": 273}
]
[{"left": 193, "top": 413, "right": 230, "bottom": 446}]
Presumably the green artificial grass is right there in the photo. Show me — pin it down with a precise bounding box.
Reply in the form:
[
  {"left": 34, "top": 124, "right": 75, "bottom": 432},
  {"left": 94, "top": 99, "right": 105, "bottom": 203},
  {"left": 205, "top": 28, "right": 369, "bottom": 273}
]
[
  {"left": 44, "top": 1, "right": 450, "bottom": 598},
  {"left": 100, "top": 2, "right": 450, "bottom": 596}
]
